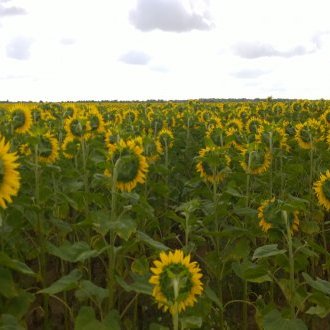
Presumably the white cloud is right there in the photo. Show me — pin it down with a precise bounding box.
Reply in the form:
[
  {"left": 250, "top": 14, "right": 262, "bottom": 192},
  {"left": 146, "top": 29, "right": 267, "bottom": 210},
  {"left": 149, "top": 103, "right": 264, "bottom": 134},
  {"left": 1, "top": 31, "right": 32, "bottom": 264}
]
[
  {"left": 0, "top": 2, "right": 26, "bottom": 17},
  {"left": 6, "top": 36, "right": 33, "bottom": 60},
  {"left": 129, "top": 0, "right": 213, "bottom": 32},
  {"left": 119, "top": 50, "right": 151, "bottom": 65}
]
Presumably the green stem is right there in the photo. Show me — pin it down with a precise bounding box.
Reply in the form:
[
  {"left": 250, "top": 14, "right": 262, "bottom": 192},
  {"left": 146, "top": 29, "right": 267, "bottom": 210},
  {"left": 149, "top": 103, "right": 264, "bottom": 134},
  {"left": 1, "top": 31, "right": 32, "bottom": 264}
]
[
  {"left": 284, "top": 211, "right": 296, "bottom": 319},
  {"left": 108, "top": 158, "right": 119, "bottom": 311},
  {"left": 34, "top": 145, "right": 49, "bottom": 329},
  {"left": 172, "top": 278, "right": 179, "bottom": 330},
  {"left": 269, "top": 132, "right": 273, "bottom": 198}
]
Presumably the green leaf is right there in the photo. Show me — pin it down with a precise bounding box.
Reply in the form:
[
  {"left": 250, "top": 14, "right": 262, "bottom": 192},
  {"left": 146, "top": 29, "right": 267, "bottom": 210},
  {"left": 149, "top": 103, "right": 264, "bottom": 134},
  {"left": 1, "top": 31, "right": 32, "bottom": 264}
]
[
  {"left": 302, "top": 272, "right": 330, "bottom": 295},
  {"left": 103, "top": 310, "right": 121, "bottom": 330},
  {"left": 300, "top": 221, "right": 320, "bottom": 235},
  {"left": 0, "top": 314, "right": 25, "bottom": 330},
  {"left": 0, "top": 252, "right": 35, "bottom": 275},
  {"left": 115, "top": 274, "right": 152, "bottom": 295},
  {"left": 0, "top": 268, "right": 17, "bottom": 298},
  {"left": 232, "top": 261, "right": 272, "bottom": 283},
  {"left": 110, "top": 215, "right": 137, "bottom": 241},
  {"left": 39, "top": 269, "right": 82, "bottom": 295},
  {"left": 306, "top": 305, "right": 330, "bottom": 318},
  {"left": 204, "top": 286, "right": 222, "bottom": 309},
  {"left": 225, "top": 187, "right": 244, "bottom": 197},
  {"left": 180, "top": 316, "right": 202, "bottom": 329},
  {"left": 46, "top": 241, "right": 98, "bottom": 263},
  {"left": 263, "top": 309, "right": 307, "bottom": 330},
  {"left": 74, "top": 306, "right": 105, "bottom": 330},
  {"left": 75, "top": 280, "right": 108, "bottom": 305},
  {"left": 252, "top": 244, "right": 286, "bottom": 260},
  {"left": 131, "top": 257, "right": 149, "bottom": 275},
  {"left": 136, "top": 231, "right": 170, "bottom": 251},
  {"left": 4, "top": 291, "right": 35, "bottom": 319},
  {"left": 233, "top": 207, "right": 258, "bottom": 216}
]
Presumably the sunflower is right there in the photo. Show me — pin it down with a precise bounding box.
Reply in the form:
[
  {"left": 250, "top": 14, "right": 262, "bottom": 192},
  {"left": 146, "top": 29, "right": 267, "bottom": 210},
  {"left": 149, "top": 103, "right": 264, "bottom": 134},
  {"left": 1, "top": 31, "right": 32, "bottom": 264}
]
[
  {"left": 106, "top": 139, "right": 148, "bottom": 192},
  {"left": 104, "top": 129, "right": 121, "bottom": 153},
  {"left": 314, "top": 170, "right": 330, "bottom": 211},
  {"left": 321, "top": 108, "right": 330, "bottom": 126},
  {"left": 18, "top": 143, "right": 32, "bottom": 157},
  {"left": 37, "top": 133, "right": 59, "bottom": 164},
  {"left": 10, "top": 105, "right": 32, "bottom": 134},
  {"left": 258, "top": 198, "right": 300, "bottom": 233},
  {"left": 225, "top": 118, "right": 243, "bottom": 136},
  {"left": 245, "top": 117, "right": 265, "bottom": 135},
  {"left": 149, "top": 250, "right": 203, "bottom": 315},
  {"left": 196, "top": 146, "right": 231, "bottom": 183},
  {"left": 0, "top": 136, "right": 21, "bottom": 209},
  {"left": 255, "top": 125, "right": 290, "bottom": 152},
  {"left": 240, "top": 144, "right": 271, "bottom": 175},
  {"left": 64, "top": 115, "right": 92, "bottom": 140},
  {"left": 156, "top": 128, "right": 174, "bottom": 154},
  {"left": 205, "top": 124, "right": 226, "bottom": 147},
  {"left": 88, "top": 106, "right": 105, "bottom": 134},
  {"left": 61, "top": 136, "right": 80, "bottom": 159},
  {"left": 294, "top": 119, "right": 325, "bottom": 150}
]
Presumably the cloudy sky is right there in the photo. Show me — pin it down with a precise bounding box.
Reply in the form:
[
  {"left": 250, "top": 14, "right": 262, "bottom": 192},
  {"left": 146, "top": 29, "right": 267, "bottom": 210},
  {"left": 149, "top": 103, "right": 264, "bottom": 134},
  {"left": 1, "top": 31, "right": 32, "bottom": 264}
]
[{"left": 1, "top": 0, "right": 330, "bottom": 101}]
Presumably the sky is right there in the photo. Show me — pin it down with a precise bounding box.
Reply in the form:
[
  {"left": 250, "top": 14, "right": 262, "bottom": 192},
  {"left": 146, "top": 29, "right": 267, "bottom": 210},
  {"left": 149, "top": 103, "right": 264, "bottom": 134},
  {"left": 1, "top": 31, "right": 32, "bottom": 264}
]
[{"left": 1, "top": 0, "right": 330, "bottom": 101}]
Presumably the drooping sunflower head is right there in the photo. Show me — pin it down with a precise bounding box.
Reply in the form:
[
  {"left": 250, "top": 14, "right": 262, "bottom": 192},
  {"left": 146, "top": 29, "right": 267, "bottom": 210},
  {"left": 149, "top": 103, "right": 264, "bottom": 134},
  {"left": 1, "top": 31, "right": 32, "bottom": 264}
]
[
  {"left": 240, "top": 143, "right": 271, "bottom": 175},
  {"left": 205, "top": 125, "right": 226, "bottom": 147},
  {"left": 106, "top": 139, "right": 149, "bottom": 192},
  {"left": 225, "top": 118, "right": 243, "bottom": 136},
  {"left": 314, "top": 170, "right": 330, "bottom": 211},
  {"left": 10, "top": 105, "right": 33, "bottom": 134},
  {"left": 245, "top": 117, "right": 265, "bottom": 135},
  {"left": 37, "top": 133, "right": 59, "bottom": 164},
  {"left": 321, "top": 109, "right": 330, "bottom": 126},
  {"left": 258, "top": 198, "right": 300, "bottom": 233},
  {"left": 149, "top": 250, "right": 203, "bottom": 315},
  {"left": 196, "top": 146, "right": 231, "bottom": 183},
  {"left": 295, "top": 119, "right": 325, "bottom": 150},
  {"left": 88, "top": 106, "right": 105, "bottom": 134},
  {"left": 64, "top": 115, "right": 91, "bottom": 140},
  {"left": 0, "top": 136, "right": 21, "bottom": 209},
  {"left": 255, "top": 125, "right": 290, "bottom": 152},
  {"left": 104, "top": 128, "right": 121, "bottom": 153},
  {"left": 156, "top": 128, "right": 174, "bottom": 154},
  {"left": 61, "top": 136, "right": 80, "bottom": 159}
]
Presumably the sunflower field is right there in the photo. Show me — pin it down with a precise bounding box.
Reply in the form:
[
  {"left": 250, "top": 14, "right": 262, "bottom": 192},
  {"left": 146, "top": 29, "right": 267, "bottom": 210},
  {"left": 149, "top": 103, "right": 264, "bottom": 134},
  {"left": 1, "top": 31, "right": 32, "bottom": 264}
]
[{"left": 1, "top": 99, "right": 330, "bottom": 329}]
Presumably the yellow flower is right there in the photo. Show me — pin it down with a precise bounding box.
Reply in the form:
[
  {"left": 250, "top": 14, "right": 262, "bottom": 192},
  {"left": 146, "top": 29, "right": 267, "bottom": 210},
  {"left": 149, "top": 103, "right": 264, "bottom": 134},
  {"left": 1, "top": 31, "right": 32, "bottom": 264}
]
[
  {"left": 37, "top": 133, "right": 59, "bottom": 164},
  {"left": 295, "top": 119, "right": 325, "bottom": 150},
  {"left": 240, "top": 144, "right": 271, "bottom": 175},
  {"left": 156, "top": 128, "right": 174, "bottom": 154},
  {"left": 314, "top": 170, "right": 330, "bottom": 211},
  {"left": 149, "top": 250, "right": 203, "bottom": 315},
  {"left": 10, "top": 105, "right": 32, "bottom": 134},
  {"left": 105, "top": 139, "right": 148, "bottom": 192},
  {"left": 0, "top": 136, "right": 21, "bottom": 209},
  {"left": 255, "top": 125, "right": 290, "bottom": 152},
  {"left": 258, "top": 198, "right": 300, "bottom": 233},
  {"left": 88, "top": 106, "right": 105, "bottom": 134},
  {"left": 64, "top": 115, "right": 91, "bottom": 140},
  {"left": 245, "top": 117, "right": 265, "bottom": 134},
  {"left": 196, "top": 146, "right": 230, "bottom": 183},
  {"left": 61, "top": 136, "right": 80, "bottom": 159}
]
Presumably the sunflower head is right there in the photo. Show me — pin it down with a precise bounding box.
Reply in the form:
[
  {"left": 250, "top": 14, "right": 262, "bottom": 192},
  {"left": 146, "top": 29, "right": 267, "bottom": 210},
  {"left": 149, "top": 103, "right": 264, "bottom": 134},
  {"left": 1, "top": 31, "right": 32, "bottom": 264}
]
[
  {"left": 10, "top": 105, "right": 32, "bottom": 134},
  {"left": 196, "top": 146, "right": 231, "bottom": 183},
  {"left": 0, "top": 136, "right": 21, "bottom": 209},
  {"left": 240, "top": 143, "right": 271, "bottom": 175},
  {"left": 314, "top": 170, "right": 330, "bottom": 211},
  {"left": 156, "top": 128, "right": 174, "bottom": 154},
  {"left": 106, "top": 140, "right": 148, "bottom": 192},
  {"left": 258, "top": 198, "right": 300, "bottom": 233},
  {"left": 149, "top": 250, "right": 203, "bottom": 315}
]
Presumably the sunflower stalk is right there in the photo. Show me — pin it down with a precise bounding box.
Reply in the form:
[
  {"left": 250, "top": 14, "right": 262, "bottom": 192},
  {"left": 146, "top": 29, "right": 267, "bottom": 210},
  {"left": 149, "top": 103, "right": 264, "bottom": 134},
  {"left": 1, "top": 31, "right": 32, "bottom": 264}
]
[
  {"left": 108, "top": 157, "right": 120, "bottom": 311},
  {"left": 283, "top": 210, "right": 296, "bottom": 319},
  {"left": 34, "top": 144, "right": 49, "bottom": 329},
  {"left": 172, "top": 277, "right": 180, "bottom": 330}
]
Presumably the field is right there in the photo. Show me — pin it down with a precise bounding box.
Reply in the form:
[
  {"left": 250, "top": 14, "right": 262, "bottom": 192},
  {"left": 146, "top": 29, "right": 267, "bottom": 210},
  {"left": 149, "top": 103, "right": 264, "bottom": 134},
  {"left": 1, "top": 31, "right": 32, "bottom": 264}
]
[{"left": 1, "top": 99, "right": 330, "bottom": 329}]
